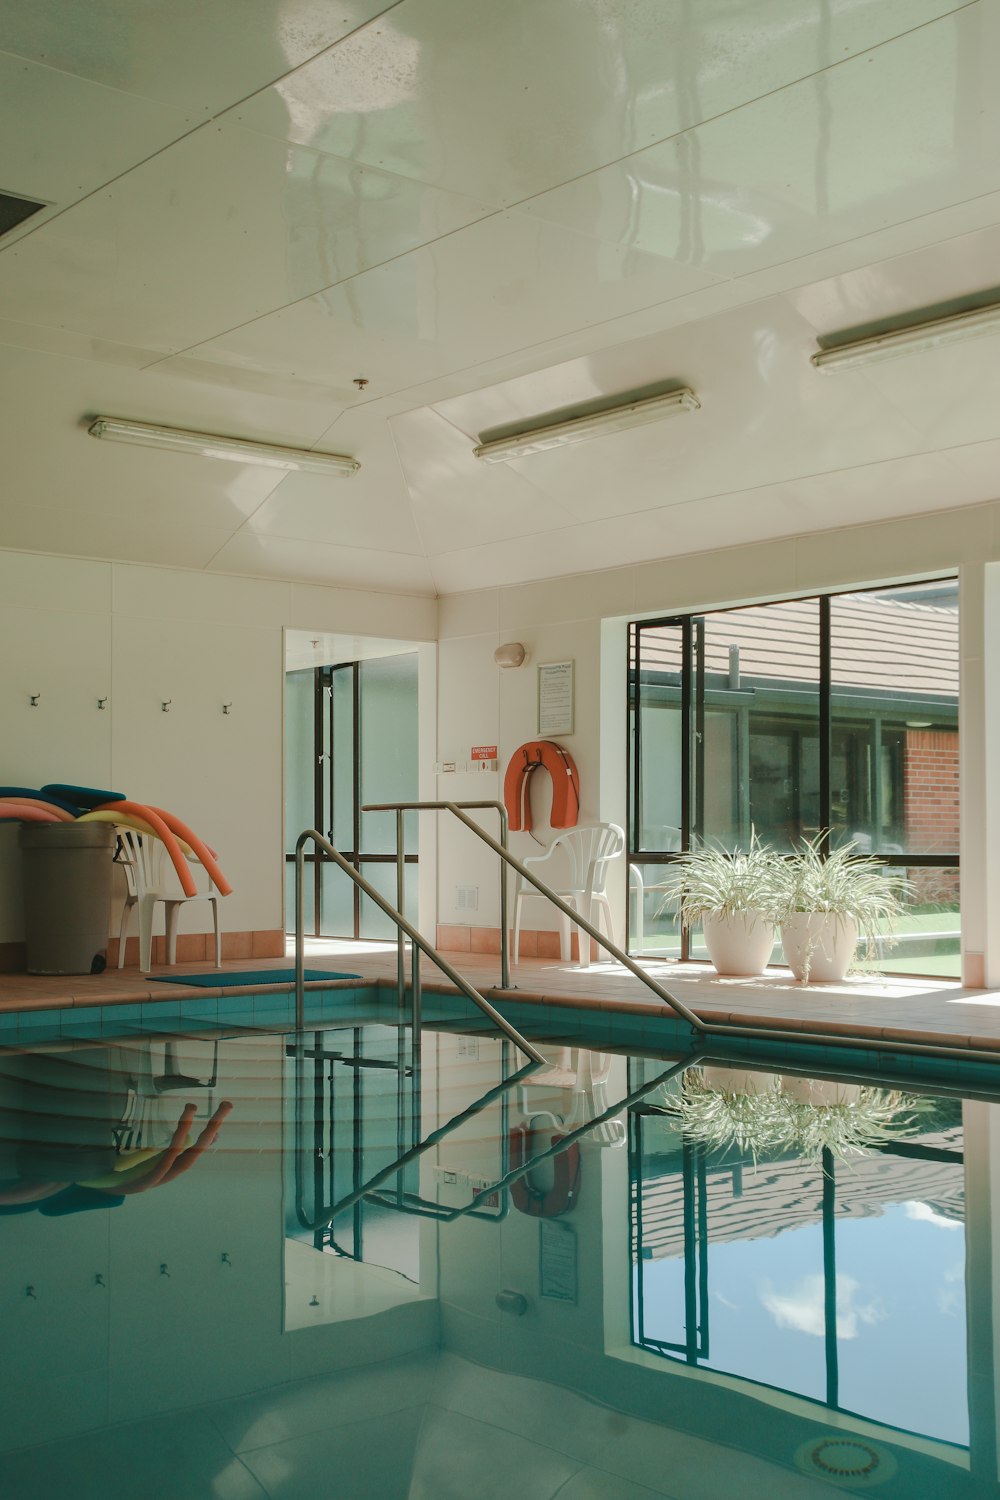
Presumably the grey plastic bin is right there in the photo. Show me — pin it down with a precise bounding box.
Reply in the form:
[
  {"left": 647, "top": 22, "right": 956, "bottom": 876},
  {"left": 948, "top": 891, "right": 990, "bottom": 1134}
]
[{"left": 19, "top": 822, "right": 115, "bottom": 974}]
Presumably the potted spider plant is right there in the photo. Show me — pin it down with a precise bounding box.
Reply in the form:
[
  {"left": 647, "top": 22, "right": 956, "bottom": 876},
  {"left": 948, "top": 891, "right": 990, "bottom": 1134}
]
[
  {"left": 659, "top": 834, "right": 784, "bottom": 976},
  {"left": 776, "top": 835, "right": 911, "bottom": 983}
]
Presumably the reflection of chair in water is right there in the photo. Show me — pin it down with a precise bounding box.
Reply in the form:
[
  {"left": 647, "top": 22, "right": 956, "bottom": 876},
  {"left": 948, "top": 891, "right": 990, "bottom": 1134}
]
[
  {"left": 116, "top": 829, "right": 222, "bottom": 972},
  {"left": 518, "top": 1048, "right": 626, "bottom": 1148},
  {"left": 513, "top": 823, "right": 625, "bottom": 968}
]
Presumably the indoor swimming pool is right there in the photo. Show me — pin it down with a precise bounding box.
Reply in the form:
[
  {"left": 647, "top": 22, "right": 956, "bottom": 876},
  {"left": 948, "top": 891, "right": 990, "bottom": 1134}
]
[{"left": 0, "top": 992, "right": 993, "bottom": 1498}]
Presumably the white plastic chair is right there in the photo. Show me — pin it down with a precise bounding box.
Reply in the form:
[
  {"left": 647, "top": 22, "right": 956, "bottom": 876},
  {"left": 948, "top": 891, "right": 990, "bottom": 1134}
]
[
  {"left": 512, "top": 823, "right": 625, "bottom": 968},
  {"left": 518, "top": 1049, "right": 626, "bottom": 1148},
  {"left": 115, "top": 830, "right": 221, "bottom": 973}
]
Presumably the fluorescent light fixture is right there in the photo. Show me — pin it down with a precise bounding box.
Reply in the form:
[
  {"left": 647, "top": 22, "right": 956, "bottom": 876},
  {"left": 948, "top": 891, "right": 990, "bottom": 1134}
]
[
  {"left": 88, "top": 417, "right": 359, "bottom": 476},
  {"left": 472, "top": 387, "right": 699, "bottom": 463},
  {"left": 812, "top": 302, "right": 1000, "bottom": 372}
]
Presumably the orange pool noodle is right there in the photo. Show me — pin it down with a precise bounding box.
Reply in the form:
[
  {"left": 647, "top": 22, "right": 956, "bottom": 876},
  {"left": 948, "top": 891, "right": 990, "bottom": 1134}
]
[{"left": 147, "top": 806, "right": 231, "bottom": 897}]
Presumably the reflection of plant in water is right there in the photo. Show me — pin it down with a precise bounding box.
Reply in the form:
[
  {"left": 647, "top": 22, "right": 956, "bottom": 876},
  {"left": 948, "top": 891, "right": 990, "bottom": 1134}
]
[{"left": 651, "top": 1072, "right": 934, "bottom": 1162}]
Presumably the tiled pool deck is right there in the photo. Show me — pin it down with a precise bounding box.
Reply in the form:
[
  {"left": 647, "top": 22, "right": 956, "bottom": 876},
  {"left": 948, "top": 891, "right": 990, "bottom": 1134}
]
[{"left": 3, "top": 938, "right": 1000, "bottom": 1058}]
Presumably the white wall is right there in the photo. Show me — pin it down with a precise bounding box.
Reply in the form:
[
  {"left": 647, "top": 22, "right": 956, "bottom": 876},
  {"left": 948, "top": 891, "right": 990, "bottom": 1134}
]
[
  {"left": 436, "top": 496, "right": 1000, "bottom": 982},
  {"left": 0, "top": 549, "right": 436, "bottom": 945}
]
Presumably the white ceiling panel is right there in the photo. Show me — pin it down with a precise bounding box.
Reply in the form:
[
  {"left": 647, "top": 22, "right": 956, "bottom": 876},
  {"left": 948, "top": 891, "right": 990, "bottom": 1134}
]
[
  {"left": 233, "top": 0, "right": 962, "bottom": 206},
  {"left": 0, "top": 120, "right": 493, "bottom": 353},
  {"left": 520, "top": 6, "right": 999, "bottom": 280},
  {"left": 0, "top": 500, "right": 238, "bottom": 570},
  {"left": 170, "top": 284, "right": 463, "bottom": 401},
  {"left": 388, "top": 406, "right": 575, "bottom": 554},
  {"left": 0, "top": 1, "right": 394, "bottom": 117},
  {"left": 242, "top": 408, "right": 425, "bottom": 552},
  {"left": 429, "top": 447, "right": 969, "bottom": 593},
  {"left": 786, "top": 220, "right": 1000, "bottom": 342},
  {"left": 2, "top": 0, "right": 1000, "bottom": 594},
  {"left": 209, "top": 530, "right": 437, "bottom": 593},
  {"left": 0, "top": 50, "right": 192, "bottom": 227},
  {"left": 185, "top": 210, "right": 727, "bottom": 402},
  {"left": 429, "top": 298, "right": 933, "bottom": 525}
]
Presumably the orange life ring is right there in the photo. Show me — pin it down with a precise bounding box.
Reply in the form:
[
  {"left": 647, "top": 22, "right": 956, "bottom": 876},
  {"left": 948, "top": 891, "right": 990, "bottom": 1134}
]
[
  {"left": 503, "top": 741, "right": 580, "bottom": 832},
  {"left": 509, "top": 1124, "right": 581, "bottom": 1218}
]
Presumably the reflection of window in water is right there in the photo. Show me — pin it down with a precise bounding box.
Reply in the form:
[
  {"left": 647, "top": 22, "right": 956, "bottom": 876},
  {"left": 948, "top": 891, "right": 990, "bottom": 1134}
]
[{"left": 630, "top": 1068, "right": 967, "bottom": 1447}]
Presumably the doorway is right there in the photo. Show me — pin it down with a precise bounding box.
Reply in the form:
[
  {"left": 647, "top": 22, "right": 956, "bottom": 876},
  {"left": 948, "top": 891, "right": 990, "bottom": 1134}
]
[{"left": 285, "top": 641, "right": 421, "bottom": 939}]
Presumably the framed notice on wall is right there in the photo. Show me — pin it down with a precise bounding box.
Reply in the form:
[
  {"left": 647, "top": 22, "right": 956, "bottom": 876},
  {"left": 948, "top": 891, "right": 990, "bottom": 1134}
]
[
  {"left": 539, "top": 1220, "right": 577, "bottom": 1302},
  {"left": 537, "top": 660, "right": 574, "bottom": 736}
]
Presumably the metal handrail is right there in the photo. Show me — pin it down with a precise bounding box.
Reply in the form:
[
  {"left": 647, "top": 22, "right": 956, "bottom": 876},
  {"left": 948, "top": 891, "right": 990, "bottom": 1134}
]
[
  {"left": 364, "top": 800, "right": 513, "bottom": 989},
  {"left": 363, "top": 800, "right": 705, "bottom": 1034},
  {"left": 293, "top": 829, "right": 544, "bottom": 1064},
  {"left": 359, "top": 801, "right": 1000, "bottom": 1067},
  {"left": 295, "top": 1057, "right": 542, "bottom": 1232},
  {"left": 300, "top": 1054, "right": 693, "bottom": 1233}
]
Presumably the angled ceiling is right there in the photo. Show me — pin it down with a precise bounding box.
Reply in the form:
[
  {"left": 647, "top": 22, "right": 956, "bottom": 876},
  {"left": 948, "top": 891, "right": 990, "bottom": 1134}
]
[{"left": 1, "top": 0, "right": 999, "bottom": 596}]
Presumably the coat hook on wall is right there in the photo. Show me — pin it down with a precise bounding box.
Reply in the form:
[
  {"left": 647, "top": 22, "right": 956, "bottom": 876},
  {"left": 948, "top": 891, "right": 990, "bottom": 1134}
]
[
  {"left": 29, "top": 694, "right": 40, "bottom": 707},
  {"left": 159, "top": 1263, "right": 171, "bottom": 1277},
  {"left": 94, "top": 1273, "right": 106, "bottom": 1287},
  {"left": 222, "top": 702, "right": 232, "bottom": 715},
  {"left": 25, "top": 1285, "right": 36, "bottom": 1299},
  {"left": 161, "top": 700, "right": 172, "bottom": 713},
  {"left": 97, "top": 697, "right": 108, "bottom": 711},
  {"left": 220, "top": 1252, "right": 232, "bottom": 1267}
]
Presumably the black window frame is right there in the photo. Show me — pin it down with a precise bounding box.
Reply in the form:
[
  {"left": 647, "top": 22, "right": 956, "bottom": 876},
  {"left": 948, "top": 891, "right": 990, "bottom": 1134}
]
[{"left": 627, "top": 579, "right": 960, "bottom": 970}]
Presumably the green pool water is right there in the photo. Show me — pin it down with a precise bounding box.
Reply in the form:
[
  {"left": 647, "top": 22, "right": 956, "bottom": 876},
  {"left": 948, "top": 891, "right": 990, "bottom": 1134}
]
[{"left": 0, "top": 1001, "right": 991, "bottom": 1498}]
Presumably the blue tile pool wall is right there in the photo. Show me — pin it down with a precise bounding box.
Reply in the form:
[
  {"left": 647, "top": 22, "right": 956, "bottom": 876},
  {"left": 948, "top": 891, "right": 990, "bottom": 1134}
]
[{"left": 5, "top": 981, "right": 1000, "bottom": 1094}]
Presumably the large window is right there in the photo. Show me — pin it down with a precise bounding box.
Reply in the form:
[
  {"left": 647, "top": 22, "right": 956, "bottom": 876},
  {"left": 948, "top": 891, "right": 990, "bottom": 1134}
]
[{"left": 628, "top": 580, "right": 959, "bottom": 976}]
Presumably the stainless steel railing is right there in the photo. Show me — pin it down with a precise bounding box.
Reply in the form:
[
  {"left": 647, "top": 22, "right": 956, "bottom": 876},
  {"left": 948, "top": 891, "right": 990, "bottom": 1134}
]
[
  {"left": 297, "top": 1052, "right": 693, "bottom": 1234},
  {"left": 363, "top": 800, "right": 706, "bottom": 1033},
  {"left": 360, "top": 801, "right": 1000, "bottom": 1068},
  {"left": 293, "top": 828, "right": 544, "bottom": 1064}
]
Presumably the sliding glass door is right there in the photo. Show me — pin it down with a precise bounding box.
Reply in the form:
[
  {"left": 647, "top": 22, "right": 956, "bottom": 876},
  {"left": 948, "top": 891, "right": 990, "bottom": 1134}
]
[{"left": 285, "top": 654, "right": 419, "bottom": 938}]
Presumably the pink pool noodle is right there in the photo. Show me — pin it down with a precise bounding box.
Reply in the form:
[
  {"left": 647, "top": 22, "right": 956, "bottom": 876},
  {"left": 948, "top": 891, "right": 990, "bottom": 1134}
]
[
  {"left": 0, "top": 797, "right": 74, "bottom": 821},
  {"left": 0, "top": 802, "right": 61, "bottom": 823}
]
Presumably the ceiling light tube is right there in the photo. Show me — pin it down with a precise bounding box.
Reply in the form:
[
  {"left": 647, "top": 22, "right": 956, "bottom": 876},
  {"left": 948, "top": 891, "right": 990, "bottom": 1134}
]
[
  {"left": 472, "top": 387, "right": 700, "bottom": 463},
  {"left": 88, "top": 417, "right": 359, "bottom": 476},
  {"left": 811, "top": 302, "right": 1000, "bottom": 372}
]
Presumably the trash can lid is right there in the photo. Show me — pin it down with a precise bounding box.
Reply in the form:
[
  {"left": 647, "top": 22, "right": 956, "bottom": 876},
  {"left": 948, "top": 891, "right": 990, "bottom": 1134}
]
[{"left": 18, "top": 822, "right": 116, "bottom": 849}]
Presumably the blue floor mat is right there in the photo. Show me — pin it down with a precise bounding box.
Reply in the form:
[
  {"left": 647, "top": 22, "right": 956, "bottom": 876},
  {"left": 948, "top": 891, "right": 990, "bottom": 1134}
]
[{"left": 155, "top": 968, "right": 360, "bottom": 988}]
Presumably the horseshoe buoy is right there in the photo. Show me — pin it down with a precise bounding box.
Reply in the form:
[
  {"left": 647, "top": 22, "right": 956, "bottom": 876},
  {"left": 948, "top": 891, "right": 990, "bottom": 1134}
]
[
  {"left": 503, "top": 740, "right": 580, "bottom": 832},
  {"left": 510, "top": 1124, "right": 581, "bottom": 1218}
]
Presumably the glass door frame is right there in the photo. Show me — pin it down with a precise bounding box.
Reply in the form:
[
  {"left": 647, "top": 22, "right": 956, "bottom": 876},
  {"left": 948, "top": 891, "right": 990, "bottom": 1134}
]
[{"left": 287, "top": 660, "right": 419, "bottom": 940}]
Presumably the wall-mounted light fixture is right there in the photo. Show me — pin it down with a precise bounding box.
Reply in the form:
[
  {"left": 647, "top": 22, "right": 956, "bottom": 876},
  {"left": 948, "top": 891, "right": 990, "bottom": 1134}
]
[
  {"left": 494, "top": 642, "right": 527, "bottom": 668},
  {"left": 473, "top": 388, "right": 699, "bottom": 463},
  {"left": 812, "top": 301, "right": 1000, "bottom": 372},
  {"left": 89, "top": 417, "right": 360, "bottom": 477}
]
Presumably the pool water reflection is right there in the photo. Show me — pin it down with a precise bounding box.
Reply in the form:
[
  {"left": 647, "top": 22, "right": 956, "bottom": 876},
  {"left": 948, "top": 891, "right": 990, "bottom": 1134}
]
[{"left": 0, "top": 1014, "right": 991, "bottom": 1498}]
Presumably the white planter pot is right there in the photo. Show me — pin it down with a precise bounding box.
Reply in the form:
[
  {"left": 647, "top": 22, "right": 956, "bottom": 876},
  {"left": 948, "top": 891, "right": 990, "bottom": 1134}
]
[
  {"left": 702, "top": 1066, "right": 779, "bottom": 1095},
  {"left": 780, "top": 912, "right": 859, "bottom": 983},
  {"left": 701, "top": 911, "right": 776, "bottom": 977}
]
